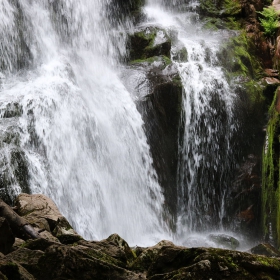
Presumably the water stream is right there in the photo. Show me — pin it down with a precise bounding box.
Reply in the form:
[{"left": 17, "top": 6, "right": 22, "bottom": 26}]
[{"left": 0, "top": 0, "right": 251, "bottom": 248}]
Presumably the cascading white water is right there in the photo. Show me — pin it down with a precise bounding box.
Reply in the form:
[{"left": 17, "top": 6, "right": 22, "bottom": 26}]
[
  {"left": 144, "top": 0, "right": 242, "bottom": 246},
  {"left": 0, "top": 0, "right": 170, "bottom": 245}
]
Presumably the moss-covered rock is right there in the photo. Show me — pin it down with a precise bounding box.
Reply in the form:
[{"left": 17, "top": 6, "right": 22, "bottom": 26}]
[
  {"left": 129, "top": 26, "right": 172, "bottom": 61},
  {"left": 262, "top": 87, "right": 280, "bottom": 249}
]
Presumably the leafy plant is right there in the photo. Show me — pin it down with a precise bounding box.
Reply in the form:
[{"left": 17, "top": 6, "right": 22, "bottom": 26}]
[{"left": 258, "top": 7, "right": 279, "bottom": 37}]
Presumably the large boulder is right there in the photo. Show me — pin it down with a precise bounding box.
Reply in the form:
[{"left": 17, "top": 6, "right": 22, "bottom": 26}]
[
  {"left": 250, "top": 243, "right": 280, "bottom": 257},
  {"left": 129, "top": 26, "right": 172, "bottom": 61},
  {"left": 14, "top": 193, "right": 82, "bottom": 244}
]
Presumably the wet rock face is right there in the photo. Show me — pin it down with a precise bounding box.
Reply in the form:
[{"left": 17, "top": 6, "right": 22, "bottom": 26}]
[
  {"left": 129, "top": 26, "right": 172, "bottom": 61},
  {"left": 0, "top": 102, "right": 31, "bottom": 205},
  {"left": 106, "top": 0, "right": 145, "bottom": 25},
  {"left": 125, "top": 56, "right": 183, "bottom": 219},
  {"left": 126, "top": 25, "right": 183, "bottom": 221}
]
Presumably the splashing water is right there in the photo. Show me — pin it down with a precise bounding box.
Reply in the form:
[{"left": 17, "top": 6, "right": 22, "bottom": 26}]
[
  {"left": 144, "top": 1, "right": 246, "bottom": 248},
  {"left": 0, "top": 0, "right": 170, "bottom": 245},
  {"left": 0, "top": 0, "right": 253, "bottom": 249}
]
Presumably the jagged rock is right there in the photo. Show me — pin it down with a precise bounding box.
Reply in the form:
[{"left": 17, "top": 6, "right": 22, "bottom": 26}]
[
  {"left": 130, "top": 240, "right": 175, "bottom": 271},
  {"left": 129, "top": 26, "right": 171, "bottom": 61},
  {"left": 0, "top": 253, "right": 35, "bottom": 280},
  {"left": 14, "top": 193, "right": 82, "bottom": 243},
  {"left": 78, "top": 234, "right": 136, "bottom": 266},
  {"left": 12, "top": 238, "right": 25, "bottom": 251},
  {"left": 208, "top": 234, "right": 240, "bottom": 250},
  {"left": 146, "top": 246, "right": 280, "bottom": 280},
  {"left": 250, "top": 243, "right": 280, "bottom": 257},
  {"left": 0, "top": 217, "right": 15, "bottom": 254},
  {"left": 23, "top": 238, "right": 60, "bottom": 252},
  {"left": 6, "top": 248, "right": 44, "bottom": 276},
  {"left": 125, "top": 55, "right": 183, "bottom": 218},
  {"left": 35, "top": 244, "right": 141, "bottom": 280}
]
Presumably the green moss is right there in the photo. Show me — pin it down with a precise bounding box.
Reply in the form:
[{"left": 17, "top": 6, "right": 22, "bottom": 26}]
[
  {"left": 262, "top": 89, "right": 280, "bottom": 248},
  {"left": 218, "top": 32, "right": 263, "bottom": 81},
  {"left": 129, "top": 27, "right": 171, "bottom": 61},
  {"left": 130, "top": 55, "right": 171, "bottom": 66},
  {"left": 199, "top": 0, "right": 242, "bottom": 31}
]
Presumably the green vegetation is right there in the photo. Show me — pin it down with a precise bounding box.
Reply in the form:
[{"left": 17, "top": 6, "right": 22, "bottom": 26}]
[
  {"left": 258, "top": 7, "right": 279, "bottom": 37},
  {"left": 262, "top": 90, "right": 280, "bottom": 249}
]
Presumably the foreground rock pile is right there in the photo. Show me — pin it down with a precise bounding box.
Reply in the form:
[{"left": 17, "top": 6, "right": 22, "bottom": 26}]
[{"left": 0, "top": 194, "right": 279, "bottom": 279}]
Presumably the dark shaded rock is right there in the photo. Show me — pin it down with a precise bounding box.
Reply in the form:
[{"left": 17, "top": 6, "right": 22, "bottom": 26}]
[
  {"left": 35, "top": 244, "right": 141, "bottom": 280},
  {"left": 131, "top": 246, "right": 146, "bottom": 257},
  {"left": 106, "top": 234, "right": 135, "bottom": 264},
  {"left": 6, "top": 247, "right": 44, "bottom": 276},
  {"left": 130, "top": 240, "right": 175, "bottom": 272},
  {"left": 56, "top": 232, "right": 83, "bottom": 244},
  {"left": 78, "top": 233, "right": 136, "bottom": 266},
  {"left": 250, "top": 243, "right": 280, "bottom": 257},
  {"left": 0, "top": 254, "right": 35, "bottom": 280},
  {"left": 53, "top": 216, "right": 83, "bottom": 244},
  {"left": 129, "top": 26, "right": 171, "bottom": 61},
  {"left": 124, "top": 55, "right": 183, "bottom": 221},
  {"left": 106, "top": 0, "right": 145, "bottom": 24},
  {"left": 146, "top": 246, "right": 280, "bottom": 280},
  {"left": 0, "top": 217, "right": 15, "bottom": 254},
  {"left": 12, "top": 238, "right": 25, "bottom": 251},
  {"left": 208, "top": 234, "right": 240, "bottom": 250},
  {"left": 23, "top": 238, "right": 60, "bottom": 252}
]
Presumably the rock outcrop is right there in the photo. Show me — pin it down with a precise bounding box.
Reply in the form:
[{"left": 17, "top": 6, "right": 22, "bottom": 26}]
[
  {"left": 126, "top": 26, "right": 183, "bottom": 219},
  {"left": 1, "top": 193, "right": 280, "bottom": 279}
]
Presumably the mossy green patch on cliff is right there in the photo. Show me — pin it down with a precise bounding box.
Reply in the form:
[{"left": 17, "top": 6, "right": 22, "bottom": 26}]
[
  {"left": 129, "top": 27, "right": 171, "bottom": 61},
  {"left": 200, "top": 0, "right": 242, "bottom": 30},
  {"left": 218, "top": 32, "right": 263, "bottom": 80},
  {"left": 130, "top": 55, "right": 172, "bottom": 66},
  {"left": 262, "top": 89, "right": 280, "bottom": 249}
]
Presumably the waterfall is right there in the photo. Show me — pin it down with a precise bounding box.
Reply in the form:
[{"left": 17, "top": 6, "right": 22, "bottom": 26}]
[
  {"left": 0, "top": 0, "right": 169, "bottom": 245},
  {"left": 144, "top": 1, "right": 243, "bottom": 246},
  {"left": 0, "top": 0, "right": 252, "bottom": 248}
]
